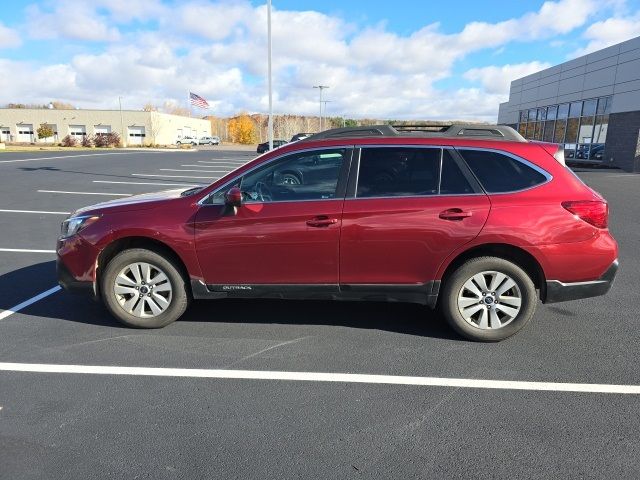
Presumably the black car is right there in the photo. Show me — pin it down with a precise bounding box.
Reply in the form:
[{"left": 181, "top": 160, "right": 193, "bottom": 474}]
[
  {"left": 257, "top": 139, "right": 287, "bottom": 153},
  {"left": 290, "top": 133, "right": 313, "bottom": 142}
]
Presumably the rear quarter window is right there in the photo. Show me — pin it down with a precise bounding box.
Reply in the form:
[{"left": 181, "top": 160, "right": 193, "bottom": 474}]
[{"left": 458, "top": 149, "right": 548, "bottom": 193}]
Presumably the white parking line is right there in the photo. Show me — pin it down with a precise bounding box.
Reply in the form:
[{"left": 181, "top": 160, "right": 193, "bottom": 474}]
[
  {"left": 0, "top": 286, "right": 62, "bottom": 321},
  {"left": 0, "top": 153, "right": 135, "bottom": 164},
  {"left": 182, "top": 164, "right": 241, "bottom": 168},
  {"left": 131, "top": 174, "right": 220, "bottom": 179},
  {"left": 159, "top": 168, "right": 230, "bottom": 173},
  {"left": 93, "top": 181, "right": 202, "bottom": 187},
  {"left": 0, "top": 248, "right": 56, "bottom": 253},
  {"left": 0, "top": 363, "right": 638, "bottom": 394},
  {"left": 0, "top": 209, "right": 70, "bottom": 215},
  {"left": 198, "top": 160, "right": 247, "bottom": 164},
  {"left": 38, "top": 190, "right": 131, "bottom": 196}
]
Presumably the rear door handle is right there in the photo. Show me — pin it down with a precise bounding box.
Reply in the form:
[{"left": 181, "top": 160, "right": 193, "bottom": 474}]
[
  {"left": 306, "top": 216, "right": 338, "bottom": 227},
  {"left": 439, "top": 208, "right": 472, "bottom": 221}
]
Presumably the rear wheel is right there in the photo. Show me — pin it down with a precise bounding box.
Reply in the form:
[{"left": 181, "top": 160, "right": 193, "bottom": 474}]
[
  {"left": 440, "top": 256, "right": 537, "bottom": 341},
  {"left": 101, "top": 248, "right": 190, "bottom": 328}
]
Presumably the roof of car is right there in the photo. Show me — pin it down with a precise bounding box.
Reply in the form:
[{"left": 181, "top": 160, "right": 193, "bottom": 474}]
[{"left": 302, "top": 124, "right": 526, "bottom": 143}]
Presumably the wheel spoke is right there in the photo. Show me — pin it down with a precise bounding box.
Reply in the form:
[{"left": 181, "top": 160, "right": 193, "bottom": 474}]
[
  {"left": 477, "top": 308, "right": 489, "bottom": 329},
  {"left": 133, "top": 297, "right": 146, "bottom": 317},
  {"left": 142, "top": 263, "right": 152, "bottom": 284},
  {"left": 116, "top": 273, "right": 136, "bottom": 287},
  {"left": 495, "top": 303, "right": 519, "bottom": 318},
  {"left": 495, "top": 278, "right": 516, "bottom": 297},
  {"left": 459, "top": 297, "right": 481, "bottom": 308},
  {"left": 499, "top": 296, "right": 522, "bottom": 308},
  {"left": 488, "top": 272, "right": 507, "bottom": 292},
  {"left": 461, "top": 304, "right": 484, "bottom": 319},
  {"left": 489, "top": 308, "right": 501, "bottom": 329},
  {"left": 153, "top": 282, "right": 171, "bottom": 293},
  {"left": 146, "top": 297, "right": 163, "bottom": 315},
  {"left": 130, "top": 263, "right": 142, "bottom": 284},
  {"left": 462, "top": 280, "right": 483, "bottom": 298},
  {"left": 114, "top": 285, "right": 137, "bottom": 296},
  {"left": 122, "top": 295, "right": 138, "bottom": 313},
  {"left": 152, "top": 292, "right": 170, "bottom": 309},
  {"left": 149, "top": 272, "right": 168, "bottom": 286},
  {"left": 472, "top": 273, "right": 489, "bottom": 293}
]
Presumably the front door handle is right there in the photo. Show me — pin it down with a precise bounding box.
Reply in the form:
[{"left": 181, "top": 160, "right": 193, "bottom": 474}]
[
  {"left": 306, "top": 216, "right": 338, "bottom": 227},
  {"left": 439, "top": 208, "right": 472, "bottom": 221}
]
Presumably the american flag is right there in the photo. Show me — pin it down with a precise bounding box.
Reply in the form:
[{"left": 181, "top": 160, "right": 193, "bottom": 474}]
[{"left": 189, "top": 92, "right": 210, "bottom": 109}]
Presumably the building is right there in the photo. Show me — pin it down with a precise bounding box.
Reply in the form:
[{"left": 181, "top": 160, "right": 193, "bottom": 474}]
[
  {"left": 498, "top": 36, "right": 640, "bottom": 172},
  {"left": 0, "top": 108, "right": 211, "bottom": 146}
]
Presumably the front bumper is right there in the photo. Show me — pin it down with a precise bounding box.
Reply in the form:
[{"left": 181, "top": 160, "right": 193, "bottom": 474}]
[
  {"left": 544, "top": 259, "right": 618, "bottom": 303},
  {"left": 56, "top": 257, "right": 94, "bottom": 295}
]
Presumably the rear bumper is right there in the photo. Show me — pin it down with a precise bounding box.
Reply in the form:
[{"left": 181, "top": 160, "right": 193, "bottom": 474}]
[{"left": 544, "top": 259, "right": 618, "bottom": 303}]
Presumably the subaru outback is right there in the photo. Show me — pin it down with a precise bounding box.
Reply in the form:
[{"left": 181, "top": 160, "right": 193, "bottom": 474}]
[{"left": 57, "top": 124, "right": 618, "bottom": 341}]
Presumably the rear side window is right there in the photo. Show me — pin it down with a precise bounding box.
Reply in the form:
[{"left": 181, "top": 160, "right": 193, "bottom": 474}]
[
  {"left": 458, "top": 149, "right": 548, "bottom": 193},
  {"left": 357, "top": 147, "right": 440, "bottom": 198},
  {"left": 440, "top": 150, "right": 474, "bottom": 195}
]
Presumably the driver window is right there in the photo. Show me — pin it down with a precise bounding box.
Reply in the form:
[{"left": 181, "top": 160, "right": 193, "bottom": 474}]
[{"left": 239, "top": 148, "right": 347, "bottom": 203}]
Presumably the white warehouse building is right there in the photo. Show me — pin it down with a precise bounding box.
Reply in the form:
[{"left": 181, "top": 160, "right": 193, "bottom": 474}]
[{"left": 0, "top": 108, "right": 211, "bottom": 146}]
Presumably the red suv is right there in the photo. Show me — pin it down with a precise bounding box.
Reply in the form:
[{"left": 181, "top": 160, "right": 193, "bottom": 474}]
[{"left": 57, "top": 124, "right": 618, "bottom": 341}]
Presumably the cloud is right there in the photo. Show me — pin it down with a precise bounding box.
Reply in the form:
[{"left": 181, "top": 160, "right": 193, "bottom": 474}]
[
  {"left": 0, "top": 22, "right": 21, "bottom": 48},
  {"left": 26, "top": 2, "right": 120, "bottom": 42},
  {"left": 573, "top": 14, "right": 640, "bottom": 56},
  {"left": 464, "top": 62, "right": 553, "bottom": 95},
  {"left": 2, "top": 0, "right": 619, "bottom": 120}
]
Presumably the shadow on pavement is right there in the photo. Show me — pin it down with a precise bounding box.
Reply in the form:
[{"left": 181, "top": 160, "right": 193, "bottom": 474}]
[{"left": 3, "top": 261, "right": 457, "bottom": 339}]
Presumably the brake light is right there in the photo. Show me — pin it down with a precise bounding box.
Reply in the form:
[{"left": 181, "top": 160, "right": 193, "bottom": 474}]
[{"left": 562, "top": 200, "right": 608, "bottom": 228}]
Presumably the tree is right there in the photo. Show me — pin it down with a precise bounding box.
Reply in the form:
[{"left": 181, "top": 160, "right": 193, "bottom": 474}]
[
  {"left": 51, "top": 101, "right": 76, "bottom": 109},
  {"left": 143, "top": 103, "right": 158, "bottom": 112},
  {"left": 228, "top": 114, "right": 257, "bottom": 144},
  {"left": 37, "top": 124, "right": 55, "bottom": 142},
  {"left": 162, "top": 101, "right": 190, "bottom": 117}
]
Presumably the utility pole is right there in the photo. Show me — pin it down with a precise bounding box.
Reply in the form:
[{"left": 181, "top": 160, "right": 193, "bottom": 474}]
[
  {"left": 321, "top": 100, "right": 332, "bottom": 129},
  {"left": 119, "top": 96, "right": 127, "bottom": 147},
  {"left": 313, "top": 85, "right": 329, "bottom": 132},
  {"left": 267, "top": 0, "right": 273, "bottom": 150}
]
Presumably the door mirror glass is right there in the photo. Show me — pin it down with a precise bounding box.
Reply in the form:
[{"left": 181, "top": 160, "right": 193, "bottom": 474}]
[{"left": 225, "top": 186, "right": 243, "bottom": 207}]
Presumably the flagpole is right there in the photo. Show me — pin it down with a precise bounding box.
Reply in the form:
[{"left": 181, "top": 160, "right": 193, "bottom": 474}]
[
  {"left": 187, "top": 91, "right": 191, "bottom": 117},
  {"left": 267, "top": 0, "right": 273, "bottom": 151}
]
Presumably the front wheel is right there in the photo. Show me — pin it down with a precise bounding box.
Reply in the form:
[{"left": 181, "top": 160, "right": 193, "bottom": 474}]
[
  {"left": 101, "top": 248, "right": 190, "bottom": 328},
  {"left": 440, "top": 256, "right": 537, "bottom": 341}
]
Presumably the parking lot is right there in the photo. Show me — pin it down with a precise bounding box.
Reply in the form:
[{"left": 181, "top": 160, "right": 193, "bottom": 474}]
[{"left": 0, "top": 149, "right": 639, "bottom": 478}]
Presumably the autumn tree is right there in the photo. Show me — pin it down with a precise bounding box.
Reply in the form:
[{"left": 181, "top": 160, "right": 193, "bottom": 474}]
[
  {"left": 143, "top": 103, "right": 158, "bottom": 112},
  {"left": 36, "top": 124, "right": 55, "bottom": 141},
  {"left": 51, "top": 101, "right": 76, "bottom": 109},
  {"left": 228, "top": 114, "right": 257, "bottom": 144}
]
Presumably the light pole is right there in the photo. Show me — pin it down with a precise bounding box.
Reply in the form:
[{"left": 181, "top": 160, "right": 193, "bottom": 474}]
[
  {"left": 267, "top": 0, "right": 273, "bottom": 150},
  {"left": 119, "top": 96, "right": 127, "bottom": 147},
  {"left": 321, "top": 100, "right": 332, "bottom": 128},
  {"left": 313, "top": 85, "right": 329, "bottom": 131}
]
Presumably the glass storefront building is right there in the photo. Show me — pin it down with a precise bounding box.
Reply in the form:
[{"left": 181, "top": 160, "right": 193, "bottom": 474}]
[
  {"left": 498, "top": 35, "right": 640, "bottom": 172},
  {"left": 516, "top": 96, "right": 610, "bottom": 162}
]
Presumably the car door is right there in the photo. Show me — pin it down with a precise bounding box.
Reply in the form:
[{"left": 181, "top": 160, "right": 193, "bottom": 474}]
[
  {"left": 194, "top": 147, "right": 353, "bottom": 288},
  {"left": 340, "top": 146, "right": 491, "bottom": 285}
]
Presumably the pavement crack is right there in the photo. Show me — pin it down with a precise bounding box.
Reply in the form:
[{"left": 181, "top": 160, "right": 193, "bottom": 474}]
[{"left": 222, "top": 335, "right": 312, "bottom": 369}]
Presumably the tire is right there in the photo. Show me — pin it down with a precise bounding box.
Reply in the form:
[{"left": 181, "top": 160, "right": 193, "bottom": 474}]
[
  {"left": 281, "top": 172, "right": 302, "bottom": 185},
  {"left": 101, "top": 248, "right": 190, "bottom": 328},
  {"left": 439, "top": 256, "right": 537, "bottom": 342}
]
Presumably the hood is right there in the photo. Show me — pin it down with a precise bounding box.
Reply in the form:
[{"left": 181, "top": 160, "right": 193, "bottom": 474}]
[{"left": 72, "top": 188, "right": 193, "bottom": 216}]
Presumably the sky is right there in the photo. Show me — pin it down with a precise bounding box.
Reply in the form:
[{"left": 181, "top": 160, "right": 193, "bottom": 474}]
[{"left": 0, "top": 0, "right": 639, "bottom": 121}]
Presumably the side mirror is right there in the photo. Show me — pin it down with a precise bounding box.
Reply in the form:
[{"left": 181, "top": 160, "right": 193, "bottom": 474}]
[{"left": 224, "top": 186, "right": 243, "bottom": 207}]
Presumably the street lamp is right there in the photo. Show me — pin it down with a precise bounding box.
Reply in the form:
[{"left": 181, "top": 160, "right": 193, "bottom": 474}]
[
  {"left": 267, "top": 0, "right": 273, "bottom": 150},
  {"left": 321, "top": 100, "right": 332, "bottom": 128},
  {"left": 119, "top": 96, "right": 127, "bottom": 148},
  {"left": 313, "top": 85, "right": 329, "bottom": 131}
]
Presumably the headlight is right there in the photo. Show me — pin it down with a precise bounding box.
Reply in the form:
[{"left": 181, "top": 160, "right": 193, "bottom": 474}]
[{"left": 60, "top": 215, "right": 100, "bottom": 238}]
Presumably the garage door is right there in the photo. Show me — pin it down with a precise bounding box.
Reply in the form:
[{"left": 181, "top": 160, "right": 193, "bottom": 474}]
[
  {"left": 94, "top": 125, "right": 111, "bottom": 136},
  {"left": 69, "top": 125, "right": 86, "bottom": 138},
  {"left": 1, "top": 127, "right": 9, "bottom": 142},
  {"left": 17, "top": 124, "right": 34, "bottom": 142},
  {"left": 128, "top": 126, "right": 146, "bottom": 145}
]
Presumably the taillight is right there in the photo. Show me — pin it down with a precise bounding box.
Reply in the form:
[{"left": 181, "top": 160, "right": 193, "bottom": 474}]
[{"left": 562, "top": 200, "right": 608, "bottom": 228}]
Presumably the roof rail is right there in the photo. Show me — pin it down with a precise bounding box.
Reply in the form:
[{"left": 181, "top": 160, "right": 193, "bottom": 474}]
[{"left": 303, "top": 124, "right": 526, "bottom": 142}]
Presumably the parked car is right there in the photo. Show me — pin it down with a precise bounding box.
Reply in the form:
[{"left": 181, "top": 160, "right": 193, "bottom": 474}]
[
  {"left": 176, "top": 136, "right": 197, "bottom": 145},
  {"left": 257, "top": 139, "right": 287, "bottom": 153},
  {"left": 57, "top": 124, "right": 618, "bottom": 341},
  {"left": 290, "top": 133, "right": 313, "bottom": 142},
  {"left": 200, "top": 136, "right": 220, "bottom": 145}
]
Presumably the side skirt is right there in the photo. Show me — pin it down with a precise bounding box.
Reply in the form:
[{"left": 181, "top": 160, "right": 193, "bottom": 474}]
[{"left": 190, "top": 280, "right": 441, "bottom": 308}]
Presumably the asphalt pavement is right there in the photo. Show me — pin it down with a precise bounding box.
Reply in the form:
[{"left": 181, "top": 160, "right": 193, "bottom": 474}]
[{"left": 0, "top": 149, "right": 638, "bottom": 479}]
